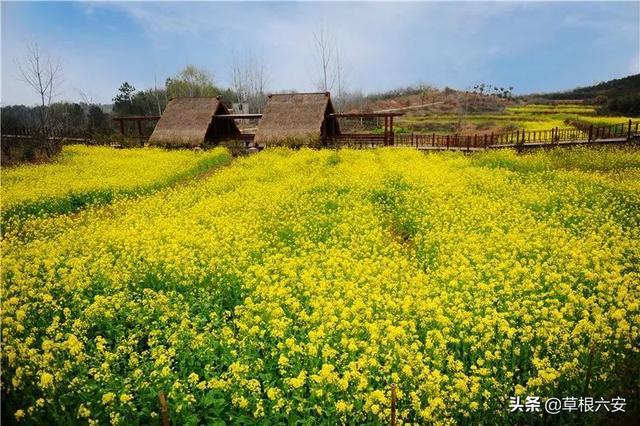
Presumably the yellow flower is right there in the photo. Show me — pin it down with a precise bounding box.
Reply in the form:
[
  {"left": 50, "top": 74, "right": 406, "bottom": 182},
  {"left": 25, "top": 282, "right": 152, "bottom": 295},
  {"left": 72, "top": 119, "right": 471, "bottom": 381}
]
[
  {"left": 78, "top": 404, "right": 91, "bottom": 418},
  {"left": 286, "top": 371, "right": 306, "bottom": 389},
  {"left": 15, "top": 409, "right": 25, "bottom": 420},
  {"left": 335, "top": 400, "right": 350, "bottom": 413},
  {"left": 233, "top": 395, "right": 249, "bottom": 409},
  {"left": 102, "top": 392, "right": 115, "bottom": 405},
  {"left": 3, "top": 147, "right": 640, "bottom": 423},
  {"left": 267, "top": 387, "right": 279, "bottom": 400},
  {"left": 39, "top": 372, "right": 54, "bottom": 389},
  {"left": 278, "top": 354, "right": 289, "bottom": 367},
  {"left": 402, "top": 365, "right": 413, "bottom": 377},
  {"left": 188, "top": 372, "right": 199, "bottom": 385}
]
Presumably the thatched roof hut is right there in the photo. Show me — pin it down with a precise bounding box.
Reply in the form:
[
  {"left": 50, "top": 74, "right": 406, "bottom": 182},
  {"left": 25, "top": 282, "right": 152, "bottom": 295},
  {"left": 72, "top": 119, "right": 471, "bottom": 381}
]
[
  {"left": 254, "top": 92, "right": 340, "bottom": 146},
  {"left": 148, "top": 97, "right": 240, "bottom": 147}
]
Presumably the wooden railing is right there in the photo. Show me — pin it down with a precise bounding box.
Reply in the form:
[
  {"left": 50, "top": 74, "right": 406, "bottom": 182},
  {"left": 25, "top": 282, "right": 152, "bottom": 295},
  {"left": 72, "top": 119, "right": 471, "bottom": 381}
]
[
  {"left": 1, "top": 127, "right": 93, "bottom": 140},
  {"left": 328, "top": 133, "right": 387, "bottom": 148},
  {"left": 392, "top": 120, "right": 639, "bottom": 150}
]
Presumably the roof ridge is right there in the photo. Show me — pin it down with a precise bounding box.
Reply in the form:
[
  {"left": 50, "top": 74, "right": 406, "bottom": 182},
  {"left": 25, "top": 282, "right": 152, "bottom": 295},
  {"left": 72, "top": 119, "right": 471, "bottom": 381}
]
[{"left": 267, "top": 92, "right": 330, "bottom": 97}]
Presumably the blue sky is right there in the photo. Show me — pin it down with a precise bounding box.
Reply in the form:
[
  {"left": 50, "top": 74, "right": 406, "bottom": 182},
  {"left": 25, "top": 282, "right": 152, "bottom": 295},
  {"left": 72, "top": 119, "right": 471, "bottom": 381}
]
[{"left": 2, "top": 1, "right": 639, "bottom": 106}]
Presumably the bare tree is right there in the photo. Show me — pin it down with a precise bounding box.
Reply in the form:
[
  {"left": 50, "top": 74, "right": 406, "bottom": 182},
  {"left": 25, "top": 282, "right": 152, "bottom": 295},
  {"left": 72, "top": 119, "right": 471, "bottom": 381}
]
[
  {"left": 17, "top": 43, "right": 62, "bottom": 133},
  {"left": 313, "top": 25, "right": 338, "bottom": 93},
  {"left": 153, "top": 74, "right": 163, "bottom": 115},
  {"left": 231, "top": 51, "right": 269, "bottom": 113},
  {"left": 333, "top": 49, "right": 350, "bottom": 112},
  {"left": 311, "top": 26, "right": 351, "bottom": 112},
  {"left": 77, "top": 89, "right": 94, "bottom": 105}
]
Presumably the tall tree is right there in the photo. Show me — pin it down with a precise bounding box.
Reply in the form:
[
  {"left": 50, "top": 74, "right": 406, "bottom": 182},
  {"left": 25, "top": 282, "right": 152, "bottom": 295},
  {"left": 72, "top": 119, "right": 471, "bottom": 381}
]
[
  {"left": 16, "top": 42, "right": 62, "bottom": 134},
  {"left": 312, "top": 26, "right": 349, "bottom": 111},
  {"left": 113, "top": 82, "right": 137, "bottom": 115},
  {"left": 231, "top": 52, "right": 269, "bottom": 112},
  {"left": 312, "top": 26, "right": 336, "bottom": 92}
]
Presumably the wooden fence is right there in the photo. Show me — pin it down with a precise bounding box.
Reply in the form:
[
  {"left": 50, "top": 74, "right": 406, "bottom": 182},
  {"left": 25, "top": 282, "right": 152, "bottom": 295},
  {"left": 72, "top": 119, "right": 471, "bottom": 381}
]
[{"left": 3, "top": 120, "right": 639, "bottom": 152}]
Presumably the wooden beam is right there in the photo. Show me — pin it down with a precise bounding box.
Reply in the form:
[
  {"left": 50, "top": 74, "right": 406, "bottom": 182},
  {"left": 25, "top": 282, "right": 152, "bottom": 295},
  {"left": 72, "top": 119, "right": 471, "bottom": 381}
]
[
  {"left": 330, "top": 112, "right": 404, "bottom": 118},
  {"left": 112, "top": 116, "right": 160, "bottom": 121},
  {"left": 214, "top": 114, "right": 263, "bottom": 119}
]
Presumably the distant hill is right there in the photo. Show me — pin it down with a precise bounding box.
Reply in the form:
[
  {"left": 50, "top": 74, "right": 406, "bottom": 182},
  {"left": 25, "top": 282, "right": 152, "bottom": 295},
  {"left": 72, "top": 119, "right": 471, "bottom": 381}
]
[
  {"left": 528, "top": 74, "right": 640, "bottom": 116},
  {"left": 533, "top": 74, "right": 640, "bottom": 101}
]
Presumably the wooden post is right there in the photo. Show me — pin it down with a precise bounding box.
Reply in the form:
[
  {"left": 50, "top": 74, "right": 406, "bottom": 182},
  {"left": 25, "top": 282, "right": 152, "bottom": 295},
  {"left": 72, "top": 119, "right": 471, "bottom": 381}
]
[
  {"left": 390, "top": 115, "right": 394, "bottom": 146},
  {"left": 490, "top": 132, "right": 494, "bottom": 146},
  {"left": 118, "top": 119, "right": 125, "bottom": 135},
  {"left": 137, "top": 119, "right": 143, "bottom": 143},
  {"left": 588, "top": 125, "right": 593, "bottom": 142},
  {"left": 411, "top": 131, "right": 414, "bottom": 147},
  {"left": 383, "top": 116, "right": 388, "bottom": 146},
  {"left": 391, "top": 383, "right": 397, "bottom": 426},
  {"left": 628, "top": 119, "right": 632, "bottom": 140},
  {"left": 432, "top": 133, "right": 435, "bottom": 147},
  {"left": 322, "top": 119, "right": 327, "bottom": 146},
  {"left": 158, "top": 391, "right": 170, "bottom": 426},
  {"left": 466, "top": 135, "right": 470, "bottom": 152},
  {"left": 484, "top": 134, "right": 487, "bottom": 148},
  {"left": 516, "top": 129, "right": 520, "bottom": 145},
  {"left": 446, "top": 135, "right": 450, "bottom": 150}
]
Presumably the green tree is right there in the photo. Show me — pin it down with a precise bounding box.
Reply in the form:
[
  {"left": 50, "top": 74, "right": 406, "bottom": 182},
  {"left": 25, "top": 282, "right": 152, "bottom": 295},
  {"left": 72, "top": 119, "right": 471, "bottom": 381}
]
[
  {"left": 87, "top": 105, "right": 112, "bottom": 134},
  {"left": 166, "top": 65, "right": 220, "bottom": 98},
  {"left": 113, "top": 82, "right": 137, "bottom": 115}
]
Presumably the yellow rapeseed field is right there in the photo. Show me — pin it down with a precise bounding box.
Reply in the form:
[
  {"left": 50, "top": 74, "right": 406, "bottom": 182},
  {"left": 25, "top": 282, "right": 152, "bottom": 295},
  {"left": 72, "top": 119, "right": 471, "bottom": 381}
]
[
  {"left": 1, "top": 145, "right": 231, "bottom": 221},
  {"left": 2, "top": 147, "right": 639, "bottom": 424}
]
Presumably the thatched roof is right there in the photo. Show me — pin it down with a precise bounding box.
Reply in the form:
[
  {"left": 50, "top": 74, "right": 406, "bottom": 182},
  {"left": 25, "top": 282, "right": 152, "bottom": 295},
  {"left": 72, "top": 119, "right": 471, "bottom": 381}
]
[
  {"left": 254, "top": 92, "right": 339, "bottom": 145},
  {"left": 148, "top": 97, "right": 240, "bottom": 147}
]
